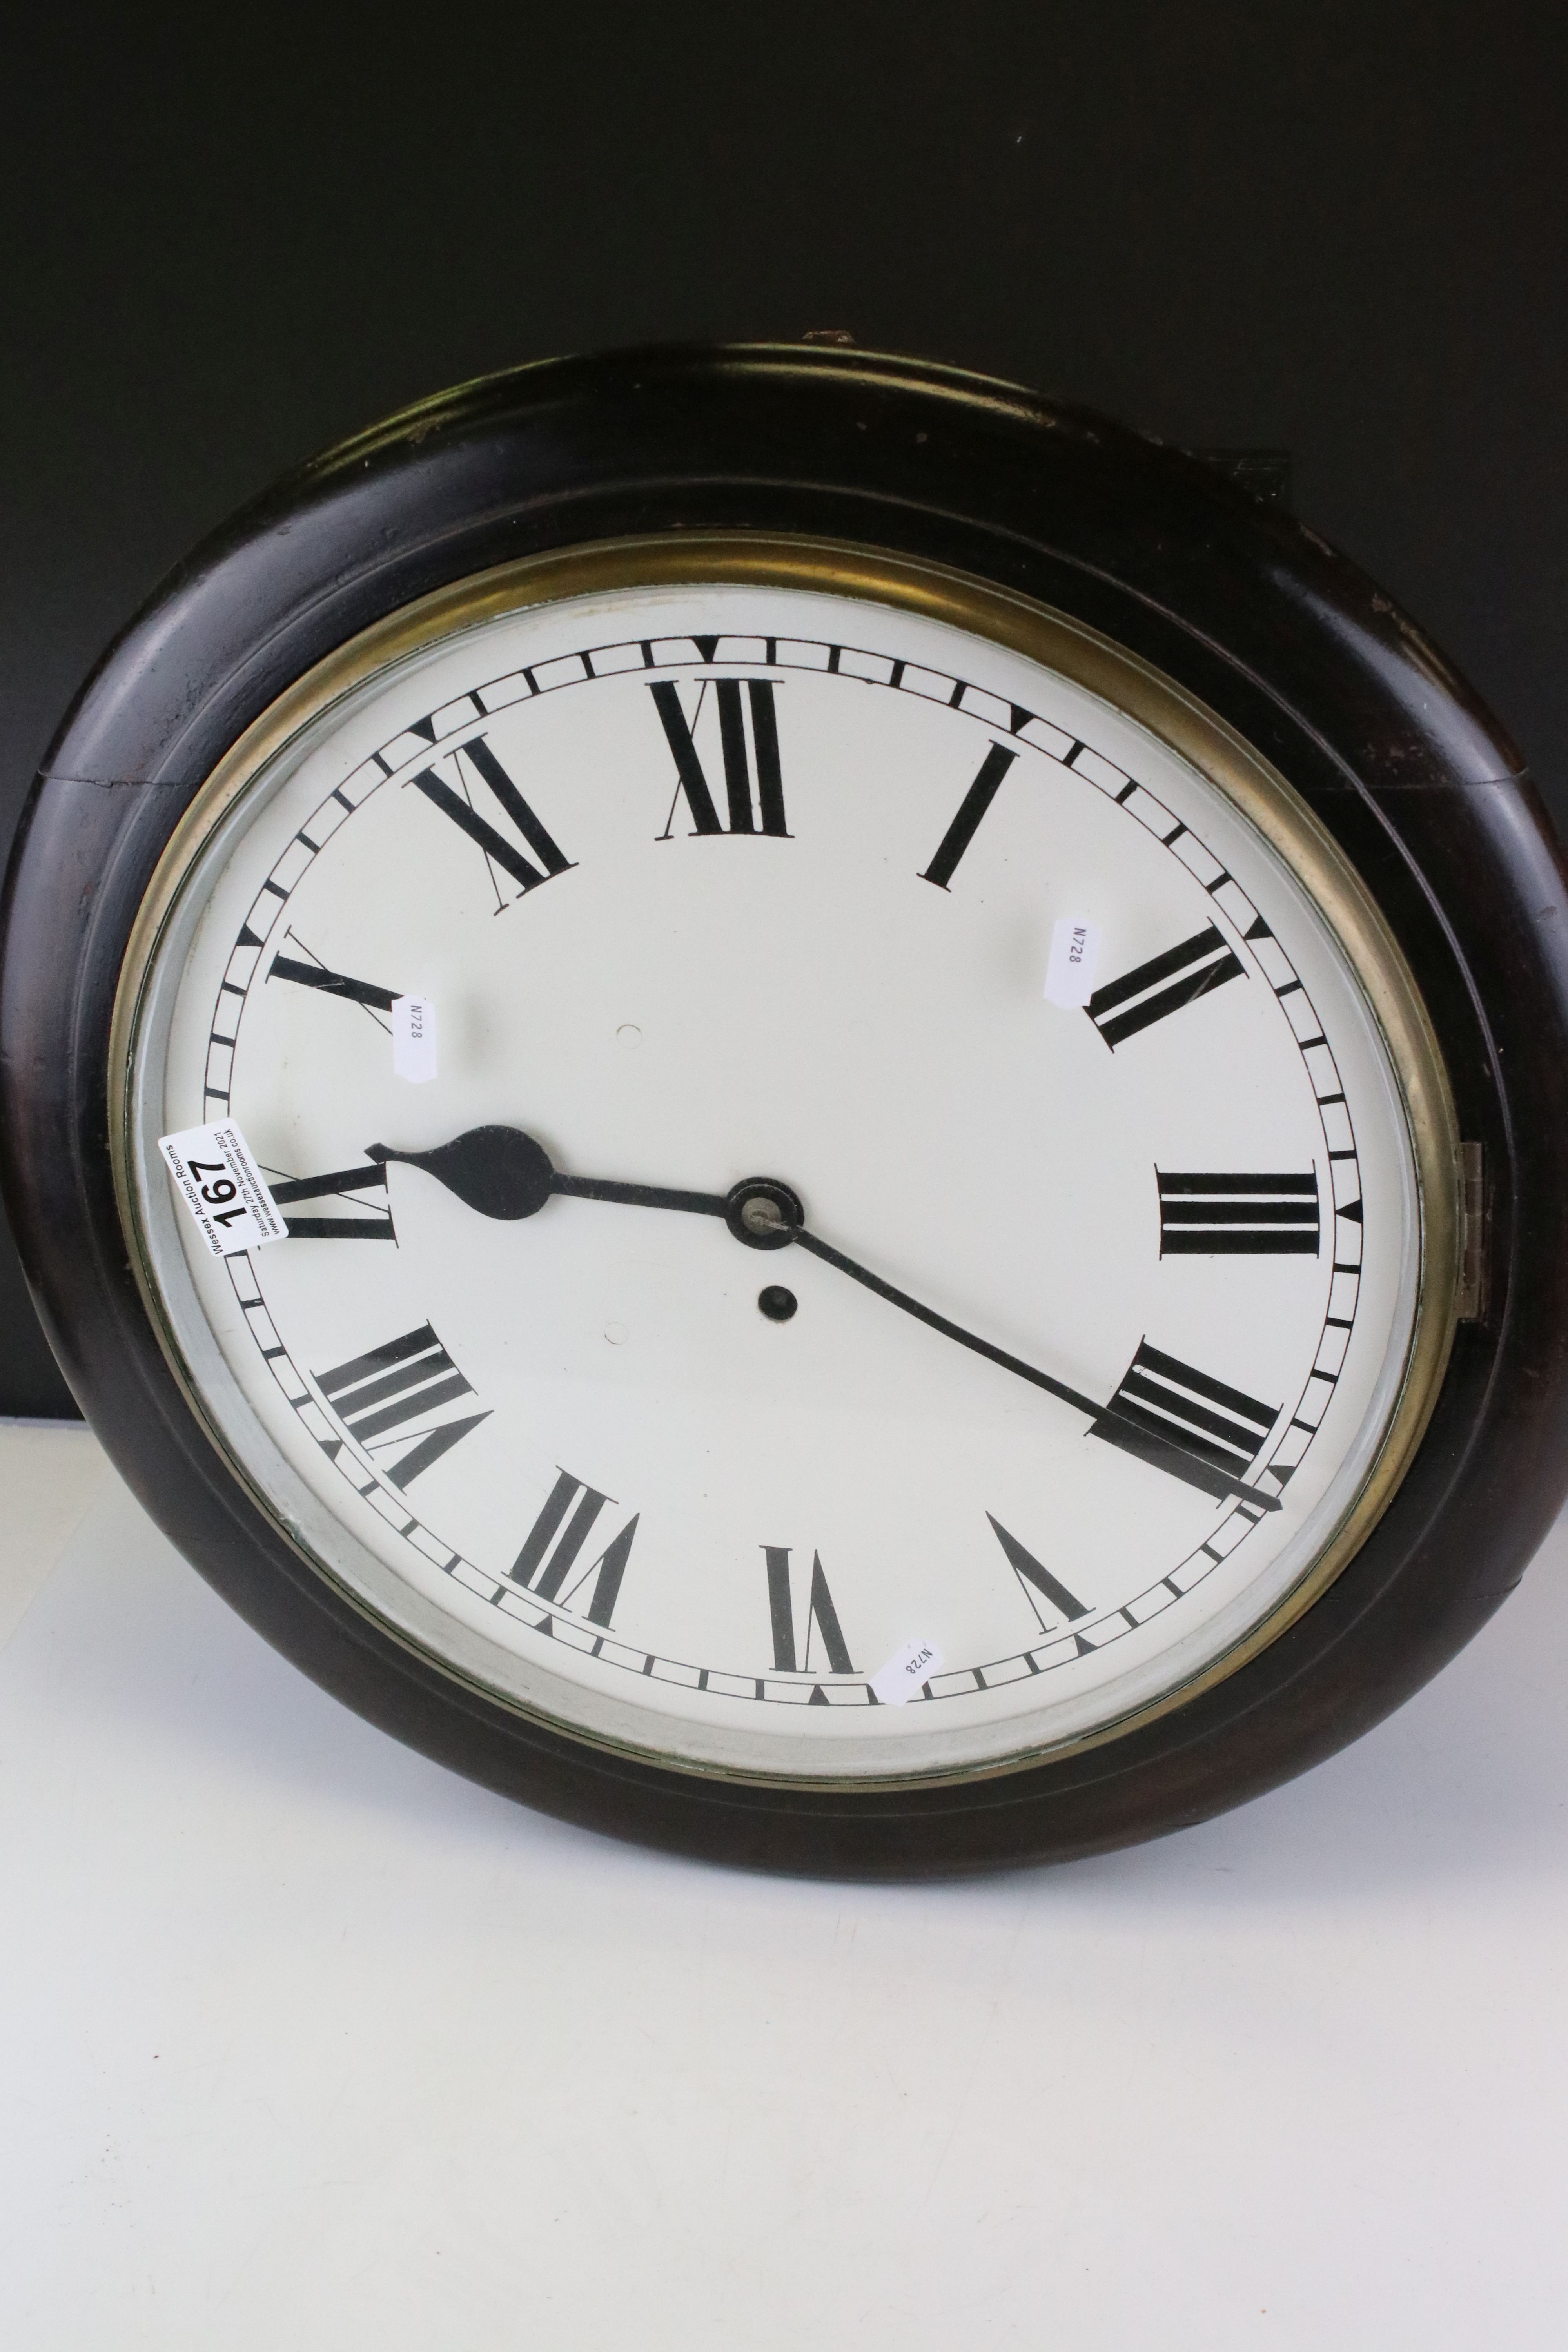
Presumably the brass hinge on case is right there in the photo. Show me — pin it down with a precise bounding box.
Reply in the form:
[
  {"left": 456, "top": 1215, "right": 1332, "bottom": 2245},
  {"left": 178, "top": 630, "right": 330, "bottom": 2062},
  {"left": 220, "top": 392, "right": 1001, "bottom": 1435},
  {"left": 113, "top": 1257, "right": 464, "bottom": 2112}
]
[{"left": 1457, "top": 1142, "right": 1489, "bottom": 1322}]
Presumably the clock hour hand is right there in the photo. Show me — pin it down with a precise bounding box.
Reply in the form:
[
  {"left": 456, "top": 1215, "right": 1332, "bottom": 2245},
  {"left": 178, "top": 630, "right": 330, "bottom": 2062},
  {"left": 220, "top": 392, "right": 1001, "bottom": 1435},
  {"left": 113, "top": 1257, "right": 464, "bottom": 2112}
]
[
  {"left": 364, "top": 1129, "right": 1279, "bottom": 1512},
  {"left": 363, "top": 1126, "right": 730, "bottom": 1223},
  {"left": 365, "top": 1129, "right": 806, "bottom": 1245}
]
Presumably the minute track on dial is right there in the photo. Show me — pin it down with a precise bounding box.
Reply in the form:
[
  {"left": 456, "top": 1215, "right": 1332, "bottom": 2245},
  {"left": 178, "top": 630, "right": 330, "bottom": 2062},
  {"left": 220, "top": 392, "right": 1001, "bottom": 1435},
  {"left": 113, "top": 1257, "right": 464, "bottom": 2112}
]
[{"left": 356, "top": 1123, "right": 1284, "bottom": 1511}]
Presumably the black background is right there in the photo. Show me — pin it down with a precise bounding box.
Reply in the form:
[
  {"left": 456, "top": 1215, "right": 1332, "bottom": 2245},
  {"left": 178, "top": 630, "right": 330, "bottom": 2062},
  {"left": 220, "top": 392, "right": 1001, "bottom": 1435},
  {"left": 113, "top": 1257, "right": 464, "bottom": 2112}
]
[{"left": 2, "top": 4, "right": 1564, "bottom": 1417}]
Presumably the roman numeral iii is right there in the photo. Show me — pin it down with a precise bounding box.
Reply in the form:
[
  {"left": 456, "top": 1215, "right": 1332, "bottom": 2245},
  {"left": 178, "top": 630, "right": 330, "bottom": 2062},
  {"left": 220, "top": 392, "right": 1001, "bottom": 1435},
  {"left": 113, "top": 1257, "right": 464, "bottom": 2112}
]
[
  {"left": 507, "top": 1469, "right": 639, "bottom": 1628},
  {"left": 652, "top": 679, "right": 788, "bottom": 836},
  {"left": 411, "top": 735, "right": 575, "bottom": 897},
  {"left": 763, "top": 1547, "right": 854, "bottom": 1676},
  {"left": 1091, "top": 1341, "right": 1279, "bottom": 1504},
  {"left": 1158, "top": 1170, "right": 1321, "bottom": 1254},
  {"left": 1088, "top": 923, "right": 1243, "bottom": 1047},
  {"left": 314, "top": 1323, "right": 490, "bottom": 1487}
]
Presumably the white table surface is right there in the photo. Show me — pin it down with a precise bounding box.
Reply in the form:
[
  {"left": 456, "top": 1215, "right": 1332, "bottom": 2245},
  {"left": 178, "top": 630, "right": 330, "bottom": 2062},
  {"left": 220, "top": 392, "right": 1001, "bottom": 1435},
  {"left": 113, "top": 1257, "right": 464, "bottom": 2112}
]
[{"left": 2, "top": 1417, "right": 1565, "bottom": 2350}]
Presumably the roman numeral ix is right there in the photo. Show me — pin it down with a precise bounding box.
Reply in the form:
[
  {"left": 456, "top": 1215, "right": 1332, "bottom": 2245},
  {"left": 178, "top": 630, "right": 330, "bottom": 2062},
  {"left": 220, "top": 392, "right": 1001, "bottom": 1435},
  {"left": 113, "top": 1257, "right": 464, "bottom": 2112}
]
[
  {"left": 1091, "top": 1341, "right": 1279, "bottom": 1506},
  {"left": 314, "top": 1323, "right": 490, "bottom": 1488},
  {"left": 764, "top": 1547, "right": 854, "bottom": 1679},
  {"left": 412, "top": 735, "right": 575, "bottom": 900},
  {"left": 268, "top": 1158, "right": 395, "bottom": 1241},
  {"left": 652, "top": 679, "right": 788, "bottom": 837},
  {"left": 1088, "top": 923, "right": 1244, "bottom": 1047},
  {"left": 506, "top": 1469, "right": 639, "bottom": 1628},
  {"left": 1158, "top": 1170, "right": 1321, "bottom": 1255}
]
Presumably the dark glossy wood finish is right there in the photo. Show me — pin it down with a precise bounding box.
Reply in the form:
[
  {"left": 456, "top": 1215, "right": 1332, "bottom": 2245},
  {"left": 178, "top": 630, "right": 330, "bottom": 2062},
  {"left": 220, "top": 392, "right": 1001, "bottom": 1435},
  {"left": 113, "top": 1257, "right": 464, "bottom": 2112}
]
[{"left": 4, "top": 344, "right": 1567, "bottom": 1873}]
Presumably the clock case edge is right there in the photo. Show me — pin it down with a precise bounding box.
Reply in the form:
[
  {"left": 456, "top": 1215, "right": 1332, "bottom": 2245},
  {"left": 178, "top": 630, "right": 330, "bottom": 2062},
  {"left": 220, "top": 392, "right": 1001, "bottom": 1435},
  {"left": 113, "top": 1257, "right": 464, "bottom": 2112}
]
[{"left": 4, "top": 343, "right": 1566, "bottom": 1875}]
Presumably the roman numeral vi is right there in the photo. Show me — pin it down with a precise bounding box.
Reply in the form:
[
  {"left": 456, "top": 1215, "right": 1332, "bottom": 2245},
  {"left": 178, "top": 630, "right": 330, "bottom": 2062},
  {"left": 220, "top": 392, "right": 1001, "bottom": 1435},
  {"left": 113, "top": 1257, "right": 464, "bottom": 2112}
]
[{"left": 763, "top": 1547, "right": 854, "bottom": 1676}]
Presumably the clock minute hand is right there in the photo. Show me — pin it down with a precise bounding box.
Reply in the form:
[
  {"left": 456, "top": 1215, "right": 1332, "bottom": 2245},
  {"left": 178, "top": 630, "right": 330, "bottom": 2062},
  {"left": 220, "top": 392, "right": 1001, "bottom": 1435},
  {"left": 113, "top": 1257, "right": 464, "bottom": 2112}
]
[
  {"left": 789, "top": 1226, "right": 1100, "bottom": 1419},
  {"left": 788, "top": 1226, "right": 1282, "bottom": 1514},
  {"left": 362, "top": 1127, "right": 1080, "bottom": 1398}
]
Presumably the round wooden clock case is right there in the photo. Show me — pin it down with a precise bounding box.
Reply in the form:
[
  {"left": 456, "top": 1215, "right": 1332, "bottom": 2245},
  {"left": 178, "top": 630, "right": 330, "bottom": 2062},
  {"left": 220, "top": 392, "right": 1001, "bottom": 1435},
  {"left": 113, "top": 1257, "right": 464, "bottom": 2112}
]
[{"left": 2, "top": 345, "right": 1565, "bottom": 1874}]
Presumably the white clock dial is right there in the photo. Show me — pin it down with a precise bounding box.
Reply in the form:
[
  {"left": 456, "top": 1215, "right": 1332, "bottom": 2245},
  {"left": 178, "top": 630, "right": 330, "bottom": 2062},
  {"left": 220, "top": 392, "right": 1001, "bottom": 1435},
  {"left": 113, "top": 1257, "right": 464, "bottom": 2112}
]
[{"left": 123, "top": 566, "right": 1443, "bottom": 1781}]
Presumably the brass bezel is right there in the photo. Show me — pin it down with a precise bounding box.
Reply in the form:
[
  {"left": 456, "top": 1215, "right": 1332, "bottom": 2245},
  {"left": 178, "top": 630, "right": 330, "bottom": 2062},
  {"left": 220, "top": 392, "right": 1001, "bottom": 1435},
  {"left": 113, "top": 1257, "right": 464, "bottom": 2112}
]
[{"left": 109, "top": 534, "right": 1463, "bottom": 1784}]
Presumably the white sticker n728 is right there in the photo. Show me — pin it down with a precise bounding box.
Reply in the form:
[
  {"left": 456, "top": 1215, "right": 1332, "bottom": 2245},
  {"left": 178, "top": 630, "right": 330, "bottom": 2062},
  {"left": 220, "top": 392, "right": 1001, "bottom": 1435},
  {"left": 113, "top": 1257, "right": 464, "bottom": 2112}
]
[
  {"left": 1044, "top": 915, "right": 1102, "bottom": 1007},
  {"left": 392, "top": 994, "right": 437, "bottom": 1083},
  {"left": 870, "top": 1637, "right": 945, "bottom": 1707},
  {"left": 158, "top": 1122, "right": 287, "bottom": 1256}
]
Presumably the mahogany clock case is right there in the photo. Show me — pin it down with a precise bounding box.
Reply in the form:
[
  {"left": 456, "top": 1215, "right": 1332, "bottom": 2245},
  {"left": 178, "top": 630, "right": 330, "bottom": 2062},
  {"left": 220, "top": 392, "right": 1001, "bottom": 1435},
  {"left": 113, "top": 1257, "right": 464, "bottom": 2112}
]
[{"left": 3, "top": 344, "right": 1566, "bottom": 1876}]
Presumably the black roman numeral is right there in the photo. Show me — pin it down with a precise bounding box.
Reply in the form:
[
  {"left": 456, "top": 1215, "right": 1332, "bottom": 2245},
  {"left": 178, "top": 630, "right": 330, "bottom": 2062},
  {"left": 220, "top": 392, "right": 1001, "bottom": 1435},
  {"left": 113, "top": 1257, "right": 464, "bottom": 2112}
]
[
  {"left": 314, "top": 1323, "right": 489, "bottom": 1487},
  {"left": 267, "top": 952, "right": 397, "bottom": 1013},
  {"left": 1088, "top": 923, "right": 1244, "bottom": 1047},
  {"left": 507, "top": 1468, "right": 639, "bottom": 1628},
  {"left": 1158, "top": 1170, "right": 1321, "bottom": 1255},
  {"left": 651, "top": 679, "right": 788, "bottom": 837},
  {"left": 919, "top": 744, "right": 1018, "bottom": 889},
  {"left": 269, "top": 1160, "right": 395, "bottom": 1241},
  {"left": 411, "top": 736, "right": 574, "bottom": 898},
  {"left": 1091, "top": 1341, "right": 1279, "bottom": 1504},
  {"left": 763, "top": 1546, "right": 854, "bottom": 1676},
  {"left": 986, "top": 1515, "right": 1089, "bottom": 1630}
]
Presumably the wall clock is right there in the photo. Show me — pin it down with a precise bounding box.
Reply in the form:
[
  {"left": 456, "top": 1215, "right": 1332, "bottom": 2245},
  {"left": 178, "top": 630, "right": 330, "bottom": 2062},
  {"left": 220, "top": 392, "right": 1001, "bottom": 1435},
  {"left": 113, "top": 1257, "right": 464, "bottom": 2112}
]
[{"left": 4, "top": 343, "right": 1566, "bottom": 1874}]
